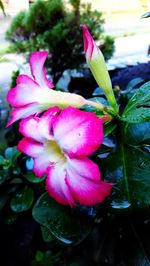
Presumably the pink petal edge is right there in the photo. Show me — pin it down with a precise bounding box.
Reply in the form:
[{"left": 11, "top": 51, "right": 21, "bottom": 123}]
[
  {"left": 17, "top": 137, "right": 44, "bottom": 157},
  {"left": 29, "top": 51, "right": 54, "bottom": 89},
  {"left": 66, "top": 156, "right": 112, "bottom": 206}
]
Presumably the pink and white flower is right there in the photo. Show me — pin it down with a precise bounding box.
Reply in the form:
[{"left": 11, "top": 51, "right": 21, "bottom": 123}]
[
  {"left": 6, "top": 52, "right": 88, "bottom": 127},
  {"left": 18, "top": 106, "right": 112, "bottom": 207}
]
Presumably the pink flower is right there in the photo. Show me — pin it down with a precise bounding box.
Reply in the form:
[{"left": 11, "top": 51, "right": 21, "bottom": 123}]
[
  {"left": 18, "top": 106, "right": 112, "bottom": 207},
  {"left": 6, "top": 51, "right": 88, "bottom": 127}
]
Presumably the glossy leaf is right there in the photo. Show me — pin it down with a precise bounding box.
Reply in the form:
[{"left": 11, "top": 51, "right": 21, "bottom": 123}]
[
  {"left": 92, "top": 212, "right": 150, "bottom": 265},
  {"left": 92, "top": 86, "right": 105, "bottom": 96},
  {"left": 122, "top": 107, "right": 150, "bottom": 123},
  {"left": 104, "top": 123, "right": 116, "bottom": 137},
  {"left": 24, "top": 172, "right": 45, "bottom": 183},
  {"left": 122, "top": 82, "right": 150, "bottom": 123},
  {"left": 0, "top": 170, "right": 6, "bottom": 185},
  {"left": 102, "top": 145, "right": 150, "bottom": 210},
  {"left": 41, "top": 226, "right": 53, "bottom": 242},
  {"left": 32, "top": 192, "right": 92, "bottom": 245},
  {"left": 0, "top": 195, "right": 9, "bottom": 210},
  {"left": 126, "top": 77, "right": 144, "bottom": 91},
  {"left": 4, "top": 146, "right": 21, "bottom": 162},
  {"left": 123, "top": 122, "right": 150, "bottom": 145},
  {"left": 10, "top": 187, "right": 34, "bottom": 212},
  {"left": 0, "top": 155, "right": 5, "bottom": 165}
]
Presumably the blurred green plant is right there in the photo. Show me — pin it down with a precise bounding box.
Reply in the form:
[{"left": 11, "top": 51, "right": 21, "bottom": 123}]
[{"left": 6, "top": 0, "right": 114, "bottom": 83}]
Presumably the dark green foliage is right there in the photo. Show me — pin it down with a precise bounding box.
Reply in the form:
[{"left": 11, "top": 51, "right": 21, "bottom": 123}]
[
  {"left": 32, "top": 192, "right": 93, "bottom": 245},
  {"left": 6, "top": 0, "right": 115, "bottom": 83}
]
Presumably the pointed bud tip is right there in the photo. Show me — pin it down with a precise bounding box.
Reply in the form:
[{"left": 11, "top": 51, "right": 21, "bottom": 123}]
[{"left": 82, "top": 24, "right": 95, "bottom": 60}]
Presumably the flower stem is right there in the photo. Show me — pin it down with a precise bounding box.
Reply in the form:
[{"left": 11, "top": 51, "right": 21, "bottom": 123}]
[
  {"left": 85, "top": 99, "right": 105, "bottom": 110},
  {"left": 85, "top": 99, "right": 115, "bottom": 115}
]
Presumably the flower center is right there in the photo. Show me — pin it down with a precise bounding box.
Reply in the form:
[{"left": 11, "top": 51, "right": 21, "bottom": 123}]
[{"left": 44, "top": 140, "right": 66, "bottom": 164}]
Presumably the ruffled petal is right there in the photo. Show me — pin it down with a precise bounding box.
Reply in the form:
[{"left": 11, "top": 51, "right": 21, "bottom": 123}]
[
  {"left": 66, "top": 157, "right": 112, "bottom": 206},
  {"left": 29, "top": 51, "right": 54, "bottom": 89},
  {"left": 19, "top": 107, "right": 59, "bottom": 142},
  {"left": 17, "top": 138, "right": 44, "bottom": 157},
  {"left": 6, "top": 102, "right": 42, "bottom": 127},
  {"left": 53, "top": 107, "right": 103, "bottom": 156},
  {"left": 46, "top": 163, "right": 74, "bottom": 207},
  {"left": 7, "top": 75, "right": 42, "bottom": 107}
]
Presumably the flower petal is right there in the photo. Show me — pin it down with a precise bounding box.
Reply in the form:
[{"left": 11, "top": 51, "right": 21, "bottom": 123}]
[
  {"left": 66, "top": 156, "right": 101, "bottom": 181},
  {"left": 46, "top": 163, "right": 74, "bottom": 207},
  {"left": 7, "top": 75, "right": 42, "bottom": 107},
  {"left": 53, "top": 107, "right": 103, "bottom": 156},
  {"left": 33, "top": 155, "right": 50, "bottom": 178},
  {"left": 29, "top": 51, "right": 54, "bottom": 89},
  {"left": 6, "top": 102, "right": 42, "bottom": 127},
  {"left": 66, "top": 157, "right": 112, "bottom": 206},
  {"left": 17, "top": 138, "right": 44, "bottom": 157},
  {"left": 19, "top": 107, "right": 59, "bottom": 142}
]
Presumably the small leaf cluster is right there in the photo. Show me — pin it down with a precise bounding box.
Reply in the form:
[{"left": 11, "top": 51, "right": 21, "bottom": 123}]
[{"left": 0, "top": 146, "right": 45, "bottom": 222}]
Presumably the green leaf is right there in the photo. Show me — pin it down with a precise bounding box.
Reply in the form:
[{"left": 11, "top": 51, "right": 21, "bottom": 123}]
[
  {"left": 123, "top": 122, "right": 150, "bottom": 145},
  {"left": 41, "top": 226, "right": 53, "bottom": 242},
  {"left": 32, "top": 192, "right": 92, "bottom": 245},
  {"left": 24, "top": 172, "right": 45, "bottom": 183},
  {"left": 4, "top": 146, "right": 21, "bottom": 162},
  {"left": 0, "top": 170, "right": 7, "bottom": 185},
  {"left": 122, "top": 107, "right": 150, "bottom": 123},
  {"left": 102, "top": 145, "right": 150, "bottom": 210},
  {"left": 92, "top": 86, "right": 105, "bottom": 96},
  {"left": 122, "top": 82, "right": 150, "bottom": 123},
  {"left": 35, "top": 251, "right": 44, "bottom": 262},
  {"left": 92, "top": 212, "right": 150, "bottom": 265},
  {"left": 0, "top": 195, "right": 9, "bottom": 210},
  {"left": 126, "top": 77, "right": 144, "bottom": 91},
  {"left": 104, "top": 123, "right": 116, "bottom": 137},
  {"left": 10, "top": 186, "right": 34, "bottom": 212},
  {"left": 0, "top": 155, "right": 5, "bottom": 165}
]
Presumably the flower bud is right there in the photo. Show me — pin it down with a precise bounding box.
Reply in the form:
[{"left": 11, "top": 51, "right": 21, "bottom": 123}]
[{"left": 82, "top": 24, "right": 118, "bottom": 114}]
